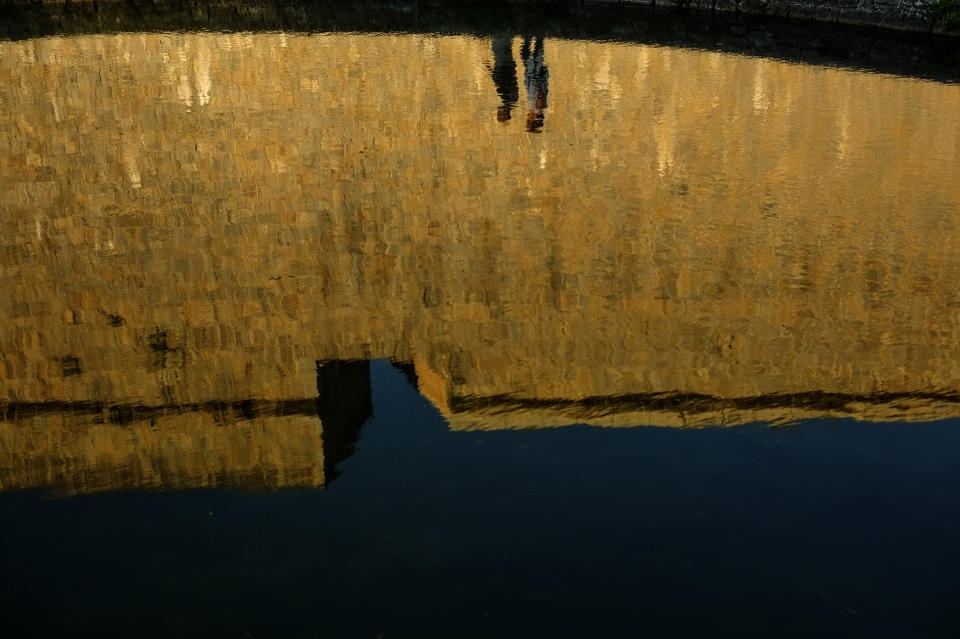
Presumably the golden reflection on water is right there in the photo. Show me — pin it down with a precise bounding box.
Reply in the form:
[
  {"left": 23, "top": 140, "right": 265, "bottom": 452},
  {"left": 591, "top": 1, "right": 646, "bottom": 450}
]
[{"left": 1, "top": 32, "right": 959, "bottom": 491}]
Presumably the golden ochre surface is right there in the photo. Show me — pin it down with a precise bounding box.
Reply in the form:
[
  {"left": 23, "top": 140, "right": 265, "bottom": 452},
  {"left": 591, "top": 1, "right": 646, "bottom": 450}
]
[
  {"left": 0, "top": 410, "right": 326, "bottom": 494},
  {"left": 1, "top": 32, "right": 960, "bottom": 449}
]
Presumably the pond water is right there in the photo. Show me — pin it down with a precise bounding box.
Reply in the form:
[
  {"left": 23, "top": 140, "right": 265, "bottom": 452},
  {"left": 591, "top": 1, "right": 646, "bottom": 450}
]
[{"left": 1, "top": 4, "right": 960, "bottom": 637}]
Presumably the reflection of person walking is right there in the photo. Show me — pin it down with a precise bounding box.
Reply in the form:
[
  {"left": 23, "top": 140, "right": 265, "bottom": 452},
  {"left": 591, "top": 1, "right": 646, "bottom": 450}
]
[
  {"left": 521, "top": 36, "right": 548, "bottom": 133},
  {"left": 491, "top": 33, "right": 519, "bottom": 122}
]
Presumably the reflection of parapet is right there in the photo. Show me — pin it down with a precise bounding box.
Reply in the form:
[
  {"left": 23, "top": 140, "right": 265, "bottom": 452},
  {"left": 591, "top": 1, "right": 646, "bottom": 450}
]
[
  {"left": 0, "top": 361, "right": 372, "bottom": 495},
  {"left": 442, "top": 392, "right": 960, "bottom": 430},
  {"left": 403, "top": 358, "right": 960, "bottom": 429},
  {"left": 0, "top": 404, "right": 325, "bottom": 495}
]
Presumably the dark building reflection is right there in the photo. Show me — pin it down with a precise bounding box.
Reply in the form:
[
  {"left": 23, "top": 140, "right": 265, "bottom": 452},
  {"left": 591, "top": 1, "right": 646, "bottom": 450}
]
[{"left": 316, "top": 359, "right": 372, "bottom": 483}]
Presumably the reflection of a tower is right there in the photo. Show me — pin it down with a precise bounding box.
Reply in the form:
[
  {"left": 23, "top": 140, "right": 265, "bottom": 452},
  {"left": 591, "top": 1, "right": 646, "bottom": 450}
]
[
  {"left": 316, "top": 359, "right": 371, "bottom": 484},
  {"left": 0, "top": 360, "right": 372, "bottom": 495},
  {"left": 521, "top": 36, "right": 548, "bottom": 133}
]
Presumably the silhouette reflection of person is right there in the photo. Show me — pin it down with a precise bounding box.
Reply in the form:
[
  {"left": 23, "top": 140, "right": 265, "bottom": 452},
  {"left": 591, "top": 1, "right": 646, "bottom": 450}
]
[
  {"left": 521, "top": 36, "right": 548, "bottom": 133},
  {"left": 491, "top": 33, "right": 519, "bottom": 122}
]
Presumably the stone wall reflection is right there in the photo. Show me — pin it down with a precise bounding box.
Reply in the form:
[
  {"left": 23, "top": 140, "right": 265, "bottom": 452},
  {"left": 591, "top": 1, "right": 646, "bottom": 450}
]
[
  {"left": 0, "top": 409, "right": 327, "bottom": 495},
  {"left": 1, "top": 33, "right": 960, "bottom": 449},
  {"left": 0, "top": 361, "right": 372, "bottom": 495}
]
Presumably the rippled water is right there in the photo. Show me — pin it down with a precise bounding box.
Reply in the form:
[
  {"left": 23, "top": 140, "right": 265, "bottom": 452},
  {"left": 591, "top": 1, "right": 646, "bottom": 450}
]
[{"left": 1, "top": 5, "right": 960, "bottom": 637}]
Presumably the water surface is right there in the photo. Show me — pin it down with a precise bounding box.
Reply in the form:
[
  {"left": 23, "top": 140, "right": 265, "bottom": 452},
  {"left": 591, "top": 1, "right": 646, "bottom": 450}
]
[{"left": 1, "top": 21, "right": 959, "bottom": 639}]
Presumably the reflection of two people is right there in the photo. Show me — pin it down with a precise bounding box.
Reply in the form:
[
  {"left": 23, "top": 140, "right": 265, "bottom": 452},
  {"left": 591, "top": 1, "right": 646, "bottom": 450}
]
[{"left": 491, "top": 34, "right": 548, "bottom": 132}]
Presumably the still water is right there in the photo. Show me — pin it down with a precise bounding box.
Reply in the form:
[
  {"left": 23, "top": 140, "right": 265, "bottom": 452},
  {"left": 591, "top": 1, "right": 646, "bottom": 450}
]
[{"left": 1, "top": 11, "right": 960, "bottom": 639}]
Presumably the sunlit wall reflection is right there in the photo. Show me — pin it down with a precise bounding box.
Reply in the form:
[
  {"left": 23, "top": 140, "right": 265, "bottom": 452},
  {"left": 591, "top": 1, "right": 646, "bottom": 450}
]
[{"left": 2, "top": 32, "right": 960, "bottom": 490}]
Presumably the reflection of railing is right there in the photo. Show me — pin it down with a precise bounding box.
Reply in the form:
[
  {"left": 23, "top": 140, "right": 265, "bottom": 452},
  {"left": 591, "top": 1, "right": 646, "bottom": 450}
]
[{"left": 0, "top": 360, "right": 372, "bottom": 496}]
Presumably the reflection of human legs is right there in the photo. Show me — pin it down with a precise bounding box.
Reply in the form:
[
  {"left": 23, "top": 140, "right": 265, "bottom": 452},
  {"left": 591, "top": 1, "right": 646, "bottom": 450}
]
[
  {"left": 520, "top": 35, "right": 533, "bottom": 66},
  {"left": 491, "top": 33, "right": 518, "bottom": 122},
  {"left": 521, "top": 36, "right": 548, "bottom": 132}
]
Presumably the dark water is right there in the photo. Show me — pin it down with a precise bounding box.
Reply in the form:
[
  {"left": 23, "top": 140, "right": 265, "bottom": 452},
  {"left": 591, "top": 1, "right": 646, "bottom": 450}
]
[
  {"left": 4, "top": 360, "right": 960, "bottom": 637},
  {"left": 2, "top": 0, "right": 960, "bottom": 636}
]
